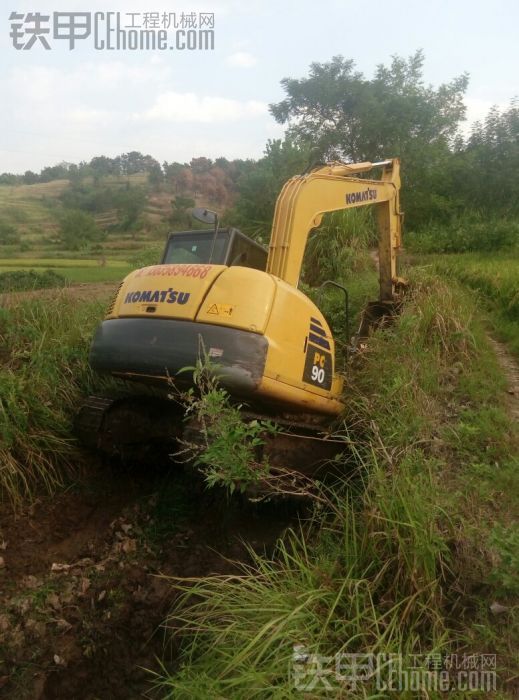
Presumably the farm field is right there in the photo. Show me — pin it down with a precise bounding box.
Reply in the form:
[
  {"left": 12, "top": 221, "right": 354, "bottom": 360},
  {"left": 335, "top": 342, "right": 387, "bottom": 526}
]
[
  {"left": 0, "top": 258, "right": 133, "bottom": 285},
  {"left": 422, "top": 252, "right": 519, "bottom": 357}
]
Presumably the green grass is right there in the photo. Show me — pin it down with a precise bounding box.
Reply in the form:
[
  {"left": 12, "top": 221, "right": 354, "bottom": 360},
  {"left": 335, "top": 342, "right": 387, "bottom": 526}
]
[
  {"left": 406, "top": 217, "right": 519, "bottom": 254},
  {"left": 0, "top": 258, "right": 132, "bottom": 284},
  {"left": 155, "top": 271, "right": 518, "bottom": 698},
  {"left": 421, "top": 252, "right": 519, "bottom": 358},
  {"left": 0, "top": 292, "right": 106, "bottom": 505},
  {"left": 40, "top": 266, "right": 131, "bottom": 283}
]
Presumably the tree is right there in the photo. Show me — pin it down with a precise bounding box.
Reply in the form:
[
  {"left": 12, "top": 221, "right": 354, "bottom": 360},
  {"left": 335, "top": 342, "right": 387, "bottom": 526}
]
[
  {"left": 23, "top": 170, "right": 39, "bottom": 185},
  {"left": 230, "top": 138, "right": 311, "bottom": 239},
  {"left": 270, "top": 51, "right": 469, "bottom": 227},
  {"left": 59, "top": 210, "right": 104, "bottom": 250},
  {"left": 170, "top": 196, "right": 196, "bottom": 229},
  {"left": 457, "top": 100, "right": 519, "bottom": 215},
  {"left": 190, "top": 157, "right": 213, "bottom": 174},
  {"left": 148, "top": 162, "right": 164, "bottom": 188},
  {"left": 0, "top": 173, "right": 20, "bottom": 185},
  {"left": 115, "top": 186, "right": 147, "bottom": 232},
  {"left": 40, "top": 163, "right": 70, "bottom": 182},
  {"left": 90, "top": 155, "right": 120, "bottom": 178}
]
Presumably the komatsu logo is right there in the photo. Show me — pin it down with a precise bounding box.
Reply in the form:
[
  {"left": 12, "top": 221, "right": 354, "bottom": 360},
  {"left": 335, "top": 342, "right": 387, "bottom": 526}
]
[
  {"left": 123, "top": 289, "right": 191, "bottom": 305},
  {"left": 346, "top": 188, "right": 378, "bottom": 205}
]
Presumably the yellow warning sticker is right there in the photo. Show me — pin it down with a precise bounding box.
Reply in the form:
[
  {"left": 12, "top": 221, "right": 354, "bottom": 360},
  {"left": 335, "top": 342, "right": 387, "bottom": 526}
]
[{"left": 207, "top": 303, "right": 234, "bottom": 317}]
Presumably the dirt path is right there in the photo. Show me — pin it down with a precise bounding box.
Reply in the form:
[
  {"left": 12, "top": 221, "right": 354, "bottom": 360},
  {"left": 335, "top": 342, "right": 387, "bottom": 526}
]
[
  {"left": 0, "top": 462, "right": 296, "bottom": 699},
  {"left": 487, "top": 336, "right": 519, "bottom": 423}
]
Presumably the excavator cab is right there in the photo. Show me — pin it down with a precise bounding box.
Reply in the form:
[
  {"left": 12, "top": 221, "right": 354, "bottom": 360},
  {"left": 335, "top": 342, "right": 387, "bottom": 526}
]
[{"left": 161, "top": 229, "right": 267, "bottom": 270}]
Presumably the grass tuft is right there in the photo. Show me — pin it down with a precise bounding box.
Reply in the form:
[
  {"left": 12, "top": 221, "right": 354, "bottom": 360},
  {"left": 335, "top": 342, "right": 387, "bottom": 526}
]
[{"left": 0, "top": 291, "right": 105, "bottom": 505}]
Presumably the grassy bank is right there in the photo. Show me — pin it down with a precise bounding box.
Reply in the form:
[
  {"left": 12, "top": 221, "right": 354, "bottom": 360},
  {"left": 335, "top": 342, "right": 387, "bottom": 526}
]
[
  {"left": 157, "top": 272, "right": 518, "bottom": 698},
  {"left": 0, "top": 292, "right": 106, "bottom": 504},
  {"left": 422, "top": 252, "right": 519, "bottom": 358}
]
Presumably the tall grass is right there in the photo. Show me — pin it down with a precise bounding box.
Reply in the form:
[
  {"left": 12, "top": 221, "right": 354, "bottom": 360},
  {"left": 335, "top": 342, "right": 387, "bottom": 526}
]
[
  {"left": 407, "top": 216, "right": 519, "bottom": 254},
  {"left": 158, "top": 448, "right": 451, "bottom": 698},
  {"left": 303, "top": 208, "right": 376, "bottom": 286},
  {"left": 0, "top": 292, "right": 105, "bottom": 504},
  {"left": 156, "top": 272, "right": 518, "bottom": 698},
  {"left": 424, "top": 252, "right": 519, "bottom": 358}
]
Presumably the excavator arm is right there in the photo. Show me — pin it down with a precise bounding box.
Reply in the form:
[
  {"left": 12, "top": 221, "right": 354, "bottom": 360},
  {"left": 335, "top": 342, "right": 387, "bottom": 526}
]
[{"left": 266, "top": 158, "right": 403, "bottom": 300}]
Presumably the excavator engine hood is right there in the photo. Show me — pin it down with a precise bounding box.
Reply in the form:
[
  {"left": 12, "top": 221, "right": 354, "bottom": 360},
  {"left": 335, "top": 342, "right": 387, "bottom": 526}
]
[{"left": 107, "top": 263, "right": 227, "bottom": 321}]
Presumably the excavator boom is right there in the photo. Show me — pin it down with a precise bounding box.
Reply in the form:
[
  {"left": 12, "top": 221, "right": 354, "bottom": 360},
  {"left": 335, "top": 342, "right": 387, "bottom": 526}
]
[{"left": 267, "top": 158, "right": 403, "bottom": 299}]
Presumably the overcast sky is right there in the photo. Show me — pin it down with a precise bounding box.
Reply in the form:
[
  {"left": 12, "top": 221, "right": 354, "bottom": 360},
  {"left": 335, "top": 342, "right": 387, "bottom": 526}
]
[{"left": 1, "top": 0, "right": 517, "bottom": 173}]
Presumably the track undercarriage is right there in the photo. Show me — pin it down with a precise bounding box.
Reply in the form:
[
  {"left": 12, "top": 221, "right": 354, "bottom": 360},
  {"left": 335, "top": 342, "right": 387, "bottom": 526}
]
[{"left": 75, "top": 394, "right": 348, "bottom": 478}]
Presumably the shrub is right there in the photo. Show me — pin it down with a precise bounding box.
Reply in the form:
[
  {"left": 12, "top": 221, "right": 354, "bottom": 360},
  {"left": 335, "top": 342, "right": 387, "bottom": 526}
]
[{"left": 0, "top": 269, "right": 66, "bottom": 292}]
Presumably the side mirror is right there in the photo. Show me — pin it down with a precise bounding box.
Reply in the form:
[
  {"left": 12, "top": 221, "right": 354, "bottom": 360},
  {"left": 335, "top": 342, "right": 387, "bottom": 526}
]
[{"left": 192, "top": 207, "right": 218, "bottom": 226}]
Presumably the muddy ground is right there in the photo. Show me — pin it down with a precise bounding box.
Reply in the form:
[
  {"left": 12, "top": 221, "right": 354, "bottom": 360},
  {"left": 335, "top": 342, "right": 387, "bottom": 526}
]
[{"left": 0, "top": 459, "right": 298, "bottom": 699}]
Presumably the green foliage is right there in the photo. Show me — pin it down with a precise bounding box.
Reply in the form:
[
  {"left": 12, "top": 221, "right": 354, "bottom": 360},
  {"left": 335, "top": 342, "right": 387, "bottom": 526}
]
[
  {"left": 128, "top": 246, "right": 163, "bottom": 269},
  {"left": 61, "top": 181, "right": 118, "bottom": 213},
  {"left": 302, "top": 270, "right": 378, "bottom": 354},
  {"left": 116, "top": 186, "right": 147, "bottom": 231},
  {"left": 488, "top": 524, "right": 519, "bottom": 595},
  {"left": 458, "top": 100, "right": 519, "bottom": 215},
  {"left": 0, "top": 293, "right": 106, "bottom": 504},
  {"left": 0, "top": 269, "right": 65, "bottom": 292},
  {"left": 408, "top": 216, "right": 519, "bottom": 254},
  {"left": 0, "top": 221, "right": 20, "bottom": 245},
  {"left": 303, "top": 208, "right": 375, "bottom": 286},
  {"left": 156, "top": 272, "right": 518, "bottom": 697},
  {"left": 59, "top": 209, "right": 104, "bottom": 250},
  {"left": 61, "top": 180, "right": 148, "bottom": 233},
  {"left": 169, "top": 196, "right": 196, "bottom": 229},
  {"left": 424, "top": 251, "right": 519, "bottom": 359},
  {"left": 180, "top": 358, "right": 276, "bottom": 494},
  {"left": 429, "top": 253, "right": 519, "bottom": 321},
  {"left": 156, "top": 477, "right": 447, "bottom": 698},
  {"left": 270, "top": 51, "right": 469, "bottom": 228},
  {"left": 230, "top": 138, "right": 311, "bottom": 240},
  {"left": 271, "top": 52, "right": 466, "bottom": 160}
]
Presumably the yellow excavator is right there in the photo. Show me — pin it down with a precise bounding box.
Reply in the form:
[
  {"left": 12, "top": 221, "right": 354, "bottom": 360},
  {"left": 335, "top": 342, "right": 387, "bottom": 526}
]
[{"left": 77, "top": 158, "right": 404, "bottom": 470}]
